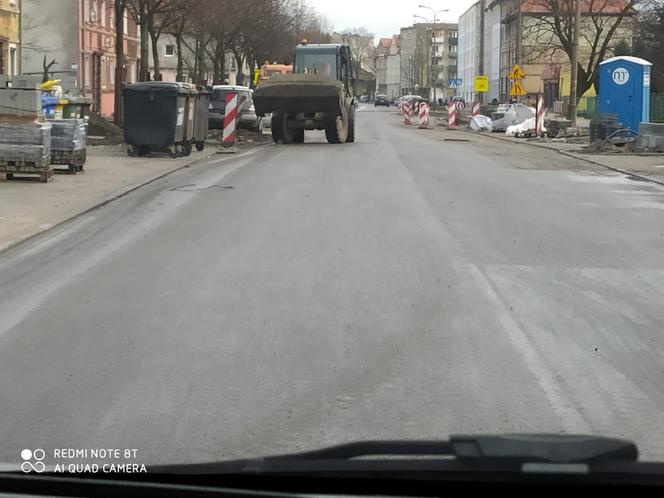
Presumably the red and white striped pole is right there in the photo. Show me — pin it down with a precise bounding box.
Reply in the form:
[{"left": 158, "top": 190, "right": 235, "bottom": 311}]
[
  {"left": 403, "top": 100, "right": 412, "bottom": 125},
  {"left": 221, "top": 92, "right": 239, "bottom": 148},
  {"left": 447, "top": 102, "right": 457, "bottom": 130},
  {"left": 535, "top": 94, "right": 544, "bottom": 137},
  {"left": 418, "top": 102, "right": 429, "bottom": 129},
  {"left": 471, "top": 100, "right": 480, "bottom": 116}
]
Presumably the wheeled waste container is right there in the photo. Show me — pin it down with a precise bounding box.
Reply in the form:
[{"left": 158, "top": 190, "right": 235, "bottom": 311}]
[
  {"left": 192, "top": 88, "right": 210, "bottom": 151},
  {"left": 181, "top": 83, "right": 195, "bottom": 154},
  {"left": 123, "top": 82, "right": 192, "bottom": 158}
]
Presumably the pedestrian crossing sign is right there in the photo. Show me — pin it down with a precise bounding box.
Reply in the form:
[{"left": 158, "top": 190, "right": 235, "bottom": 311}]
[{"left": 509, "top": 80, "right": 527, "bottom": 96}]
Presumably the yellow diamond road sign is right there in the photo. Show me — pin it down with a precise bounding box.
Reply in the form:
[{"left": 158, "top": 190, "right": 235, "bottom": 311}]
[
  {"left": 509, "top": 80, "right": 527, "bottom": 96},
  {"left": 509, "top": 64, "right": 525, "bottom": 81},
  {"left": 474, "top": 75, "right": 489, "bottom": 92}
]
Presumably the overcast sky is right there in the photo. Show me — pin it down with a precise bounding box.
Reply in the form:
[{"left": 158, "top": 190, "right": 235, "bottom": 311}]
[{"left": 308, "top": 0, "right": 477, "bottom": 40}]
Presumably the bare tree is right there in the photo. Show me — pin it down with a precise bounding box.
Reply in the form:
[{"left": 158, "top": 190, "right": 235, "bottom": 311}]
[
  {"left": 334, "top": 28, "right": 376, "bottom": 76},
  {"left": 42, "top": 55, "right": 57, "bottom": 83},
  {"left": 521, "top": 0, "right": 639, "bottom": 102}
]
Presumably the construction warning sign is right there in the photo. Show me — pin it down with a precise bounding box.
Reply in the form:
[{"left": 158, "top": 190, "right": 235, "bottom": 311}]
[
  {"left": 509, "top": 80, "right": 527, "bottom": 96},
  {"left": 509, "top": 64, "right": 525, "bottom": 81},
  {"left": 474, "top": 75, "right": 489, "bottom": 92},
  {"left": 508, "top": 63, "right": 526, "bottom": 96}
]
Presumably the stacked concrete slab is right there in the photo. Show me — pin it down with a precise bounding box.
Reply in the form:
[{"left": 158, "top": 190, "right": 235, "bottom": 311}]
[
  {"left": 0, "top": 76, "right": 54, "bottom": 182},
  {"left": 635, "top": 123, "right": 664, "bottom": 153},
  {"left": 50, "top": 119, "right": 88, "bottom": 173}
]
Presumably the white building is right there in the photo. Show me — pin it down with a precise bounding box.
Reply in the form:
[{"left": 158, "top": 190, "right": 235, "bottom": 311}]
[
  {"left": 148, "top": 35, "right": 249, "bottom": 86},
  {"left": 458, "top": 2, "right": 482, "bottom": 102},
  {"left": 385, "top": 35, "right": 401, "bottom": 100},
  {"left": 483, "top": 0, "right": 502, "bottom": 102}
]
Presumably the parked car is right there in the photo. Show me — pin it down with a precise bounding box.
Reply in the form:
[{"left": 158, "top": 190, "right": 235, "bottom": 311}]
[
  {"left": 359, "top": 95, "right": 369, "bottom": 103},
  {"left": 209, "top": 85, "right": 262, "bottom": 132},
  {"left": 375, "top": 94, "right": 390, "bottom": 107}
]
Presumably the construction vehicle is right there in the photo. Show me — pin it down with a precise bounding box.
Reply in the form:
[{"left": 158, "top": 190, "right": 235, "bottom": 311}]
[{"left": 252, "top": 43, "right": 356, "bottom": 144}]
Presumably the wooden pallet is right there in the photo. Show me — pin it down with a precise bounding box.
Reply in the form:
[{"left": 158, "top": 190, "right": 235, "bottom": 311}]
[
  {"left": 1, "top": 169, "right": 53, "bottom": 183},
  {"left": 1, "top": 162, "right": 54, "bottom": 183}
]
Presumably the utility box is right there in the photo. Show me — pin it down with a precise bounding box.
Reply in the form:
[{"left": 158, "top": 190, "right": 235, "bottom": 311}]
[{"left": 599, "top": 56, "right": 651, "bottom": 133}]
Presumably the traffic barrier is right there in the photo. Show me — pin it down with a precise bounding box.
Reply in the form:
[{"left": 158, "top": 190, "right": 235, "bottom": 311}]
[
  {"left": 403, "top": 100, "right": 412, "bottom": 125},
  {"left": 418, "top": 102, "right": 429, "bottom": 129},
  {"left": 535, "top": 94, "right": 544, "bottom": 137},
  {"left": 221, "top": 92, "right": 239, "bottom": 148},
  {"left": 471, "top": 100, "right": 480, "bottom": 116},
  {"left": 447, "top": 103, "right": 457, "bottom": 129}
]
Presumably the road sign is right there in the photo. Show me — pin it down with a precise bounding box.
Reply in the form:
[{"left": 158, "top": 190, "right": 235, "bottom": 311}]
[
  {"left": 474, "top": 75, "right": 489, "bottom": 92},
  {"left": 448, "top": 78, "right": 462, "bottom": 89},
  {"left": 509, "top": 80, "right": 527, "bottom": 96},
  {"left": 509, "top": 64, "right": 524, "bottom": 80}
]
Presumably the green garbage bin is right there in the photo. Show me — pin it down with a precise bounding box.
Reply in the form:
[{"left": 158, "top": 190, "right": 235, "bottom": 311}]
[
  {"left": 123, "top": 82, "right": 190, "bottom": 158},
  {"left": 61, "top": 97, "right": 92, "bottom": 119}
]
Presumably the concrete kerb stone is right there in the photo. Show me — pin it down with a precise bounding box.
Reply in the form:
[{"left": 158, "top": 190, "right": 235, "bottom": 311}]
[{"left": 0, "top": 148, "right": 260, "bottom": 256}]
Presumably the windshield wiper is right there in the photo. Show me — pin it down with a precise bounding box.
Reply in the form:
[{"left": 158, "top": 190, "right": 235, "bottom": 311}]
[{"left": 151, "top": 434, "right": 639, "bottom": 475}]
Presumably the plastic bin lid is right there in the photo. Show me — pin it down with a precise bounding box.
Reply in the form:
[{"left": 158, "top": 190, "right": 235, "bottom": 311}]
[{"left": 124, "top": 82, "right": 193, "bottom": 94}]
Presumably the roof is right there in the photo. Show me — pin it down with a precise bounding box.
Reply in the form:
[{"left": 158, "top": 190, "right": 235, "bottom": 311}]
[
  {"left": 212, "top": 85, "right": 252, "bottom": 91},
  {"left": 378, "top": 38, "right": 392, "bottom": 48},
  {"left": 600, "top": 56, "right": 652, "bottom": 66}
]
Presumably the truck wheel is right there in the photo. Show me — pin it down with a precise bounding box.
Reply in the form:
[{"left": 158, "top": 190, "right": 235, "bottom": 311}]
[
  {"left": 293, "top": 128, "right": 305, "bottom": 143},
  {"left": 272, "top": 112, "right": 294, "bottom": 144},
  {"left": 346, "top": 106, "right": 356, "bottom": 143},
  {"left": 325, "top": 113, "right": 348, "bottom": 144}
]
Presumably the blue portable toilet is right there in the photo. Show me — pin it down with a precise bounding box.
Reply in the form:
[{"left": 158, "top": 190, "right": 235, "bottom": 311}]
[{"left": 599, "top": 56, "right": 651, "bottom": 133}]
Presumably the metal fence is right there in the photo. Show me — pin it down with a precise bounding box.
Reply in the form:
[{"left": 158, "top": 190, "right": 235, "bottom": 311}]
[
  {"left": 652, "top": 94, "right": 664, "bottom": 122},
  {"left": 577, "top": 94, "right": 664, "bottom": 121}
]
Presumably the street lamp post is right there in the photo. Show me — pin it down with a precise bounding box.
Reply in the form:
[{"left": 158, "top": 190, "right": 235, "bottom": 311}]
[{"left": 417, "top": 5, "right": 449, "bottom": 106}]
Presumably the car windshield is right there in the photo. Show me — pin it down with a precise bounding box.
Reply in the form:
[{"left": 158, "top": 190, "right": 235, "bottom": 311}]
[{"left": 2, "top": 0, "right": 664, "bottom": 483}]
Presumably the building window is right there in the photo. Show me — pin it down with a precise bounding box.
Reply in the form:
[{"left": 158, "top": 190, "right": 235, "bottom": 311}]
[
  {"left": 84, "top": 54, "right": 91, "bottom": 88},
  {"left": 0, "top": 42, "right": 4, "bottom": 75},
  {"left": 165, "top": 44, "right": 175, "bottom": 57},
  {"left": 101, "top": 0, "right": 106, "bottom": 27},
  {"left": 9, "top": 46, "right": 17, "bottom": 76},
  {"left": 449, "top": 45, "right": 457, "bottom": 53},
  {"left": 124, "top": 8, "right": 128, "bottom": 34}
]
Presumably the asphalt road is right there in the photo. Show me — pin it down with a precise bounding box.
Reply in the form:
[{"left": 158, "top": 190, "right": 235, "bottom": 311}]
[{"left": 1, "top": 105, "right": 664, "bottom": 467}]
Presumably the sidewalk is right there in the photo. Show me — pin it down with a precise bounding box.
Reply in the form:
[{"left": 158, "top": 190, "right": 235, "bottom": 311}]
[
  {"left": 456, "top": 128, "right": 664, "bottom": 183},
  {"left": 0, "top": 145, "right": 218, "bottom": 253}
]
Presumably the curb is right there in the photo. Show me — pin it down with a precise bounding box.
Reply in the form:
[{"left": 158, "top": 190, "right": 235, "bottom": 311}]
[
  {"left": 0, "top": 147, "right": 258, "bottom": 257},
  {"left": 459, "top": 129, "right": 664, "bottom": 188}
]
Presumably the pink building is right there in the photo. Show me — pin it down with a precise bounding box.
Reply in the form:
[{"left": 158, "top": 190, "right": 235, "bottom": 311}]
[{"left": 23, "top": 0, "right": 141, "bottom": 117}]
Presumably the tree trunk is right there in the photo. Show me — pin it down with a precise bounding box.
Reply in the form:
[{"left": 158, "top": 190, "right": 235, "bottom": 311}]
[
  {"left": 175, "top": 33, "right": 184, "bottom": 82},
  {"left": 148, "top": 18, "right": 161, "bottom": 81},
  {"left": 139, "top": 2, "right": 149, "bottom": 81},
  {"left": 195, "top": 35, "right": 206, "bottom": 85},
  {"left": 233, "top": 49, "right": 245, "bottom": 86},
  {"left": 114, "top": 0, "right": 125, "bottom": 126}
]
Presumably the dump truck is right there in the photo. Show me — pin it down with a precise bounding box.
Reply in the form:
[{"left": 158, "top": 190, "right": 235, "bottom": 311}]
[{"left": 252, "top": 43, "right": 356, "bottom": 144}]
